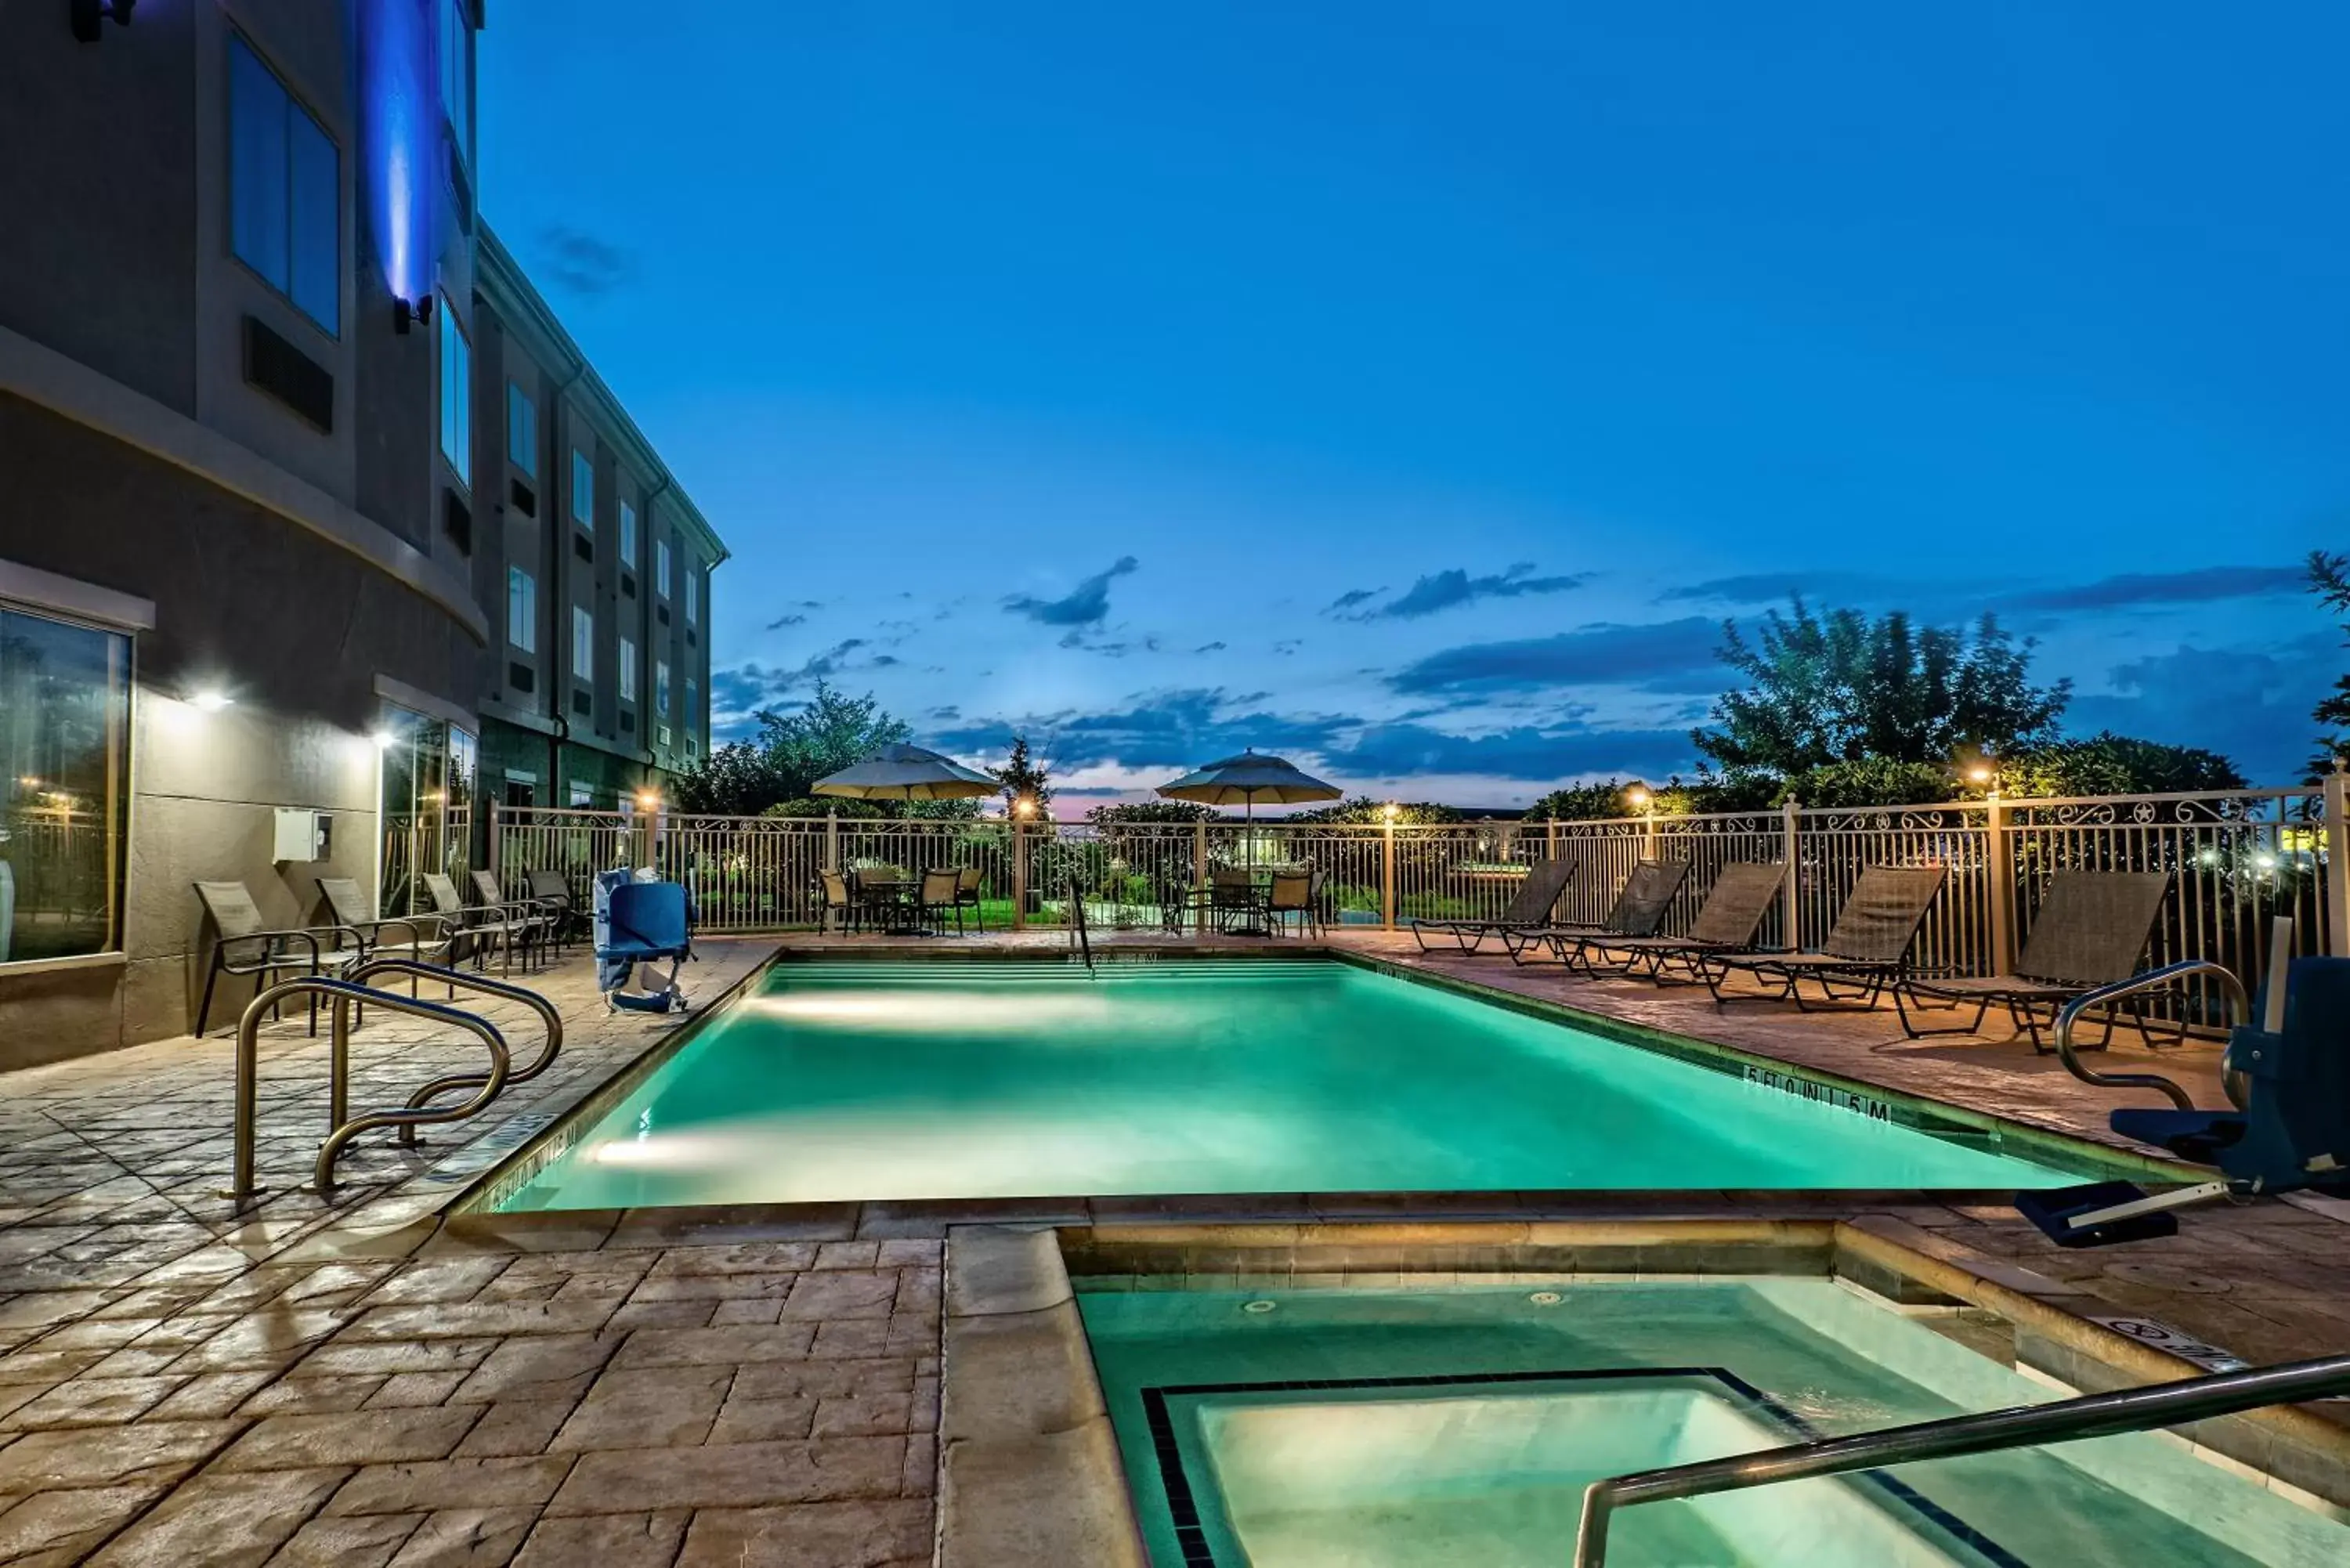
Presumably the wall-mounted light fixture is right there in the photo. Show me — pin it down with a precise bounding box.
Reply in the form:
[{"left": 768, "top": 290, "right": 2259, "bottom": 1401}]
[
  {"left": 70, "top": 0, "right": 135, "bottom": 43},
  {"left": 392, "top": 294, "right": 436, "bottom": 334},
  {"left": 187, "top": 690, "right": 235, "bottom": 713}
]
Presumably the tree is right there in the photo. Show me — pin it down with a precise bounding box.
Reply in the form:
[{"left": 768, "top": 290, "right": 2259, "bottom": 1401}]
[
  {"left": 1084, "top": 800, "right": 1222, "bottom": 826},
  {"left": 1996, "top": 733, "right": 2243, "bottom": 797},
  {"left": 760, "top": 680, "right": 909, "bottom": 799},
  {"left": 992, "top": 734, "right": 1053, "bottom": 820},
  {"left": 1286, "top": 797, "right": 1463, "bottom": 825},
  {"left": 1694, "top": 602, "right": 2069, "bottom": 777},
  {"left": 1524, "top": 780, "right": 1642, "bottom": 821},
  {"left": 670, "top": 739, "right": 787, "bottom": 816},
  {"left": 2308, "top": 550, "right": 2350, "bottom": 778}
]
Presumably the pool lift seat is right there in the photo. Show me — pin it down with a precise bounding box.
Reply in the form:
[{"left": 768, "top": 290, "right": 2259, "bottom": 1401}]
[
  {"left": 2017, "top": 929, "right": 2350, "bottom": 1248},
  {"left": 595, "top": 869, "right": 694, "bottom": 1013}
]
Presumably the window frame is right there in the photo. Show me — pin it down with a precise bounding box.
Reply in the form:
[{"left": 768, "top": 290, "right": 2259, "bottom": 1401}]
[
  {"left": 571, "top": 605, "right": 594, "bottom": 683},
  {"left": 618, "top": 635, "right": 638, "bottom": 702},
  {"left": 569, "top": 450, "right": 595, "bottom": 532},
  {"left": 619, "top": 500, "right": 638, "bottom": 568},
  {"left": 655, "top": 659, "right": 671, "bottom": 716},
  {"left": 685, "top": 565, "right": 698, "bottom": 625},
  {"left": 226, "top": 31, "right": 341, "bottom": 338},
  {"left": 507, "top": 382, "right": 537, "bottom": 478},
  {"left": 0, "top": 600, "right": 135, "bottom": 964},
  {"left": 438, "top": 295, "right": 471, "bottom": 490},
  {"left": 656, "top": 540, "right": 671, "bottom": 599}
]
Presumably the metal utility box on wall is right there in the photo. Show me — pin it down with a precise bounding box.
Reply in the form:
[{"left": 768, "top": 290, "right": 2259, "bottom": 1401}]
[{"left": 273, "top": 809, "right": 331, "bottom": 863}]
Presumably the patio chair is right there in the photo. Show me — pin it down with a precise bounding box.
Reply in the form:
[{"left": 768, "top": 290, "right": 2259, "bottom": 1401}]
[
  {"left": 818, "top": 869, "right": 859, "bottom": 934},
  {"left": 526, "top": 868, "right": 586, "bottom": 949},
  {"left": 473, "top": 869, "right": 561, "bottom": 956},
  {"left": 316, "top": 876, "right": 465, "bottom": 970},
  {"left": 953, "top": 866, "right": 985, "bottom": 933},
  {"left": 421, "top": 872, "right": 542, "bottom": 975},
  {"left": 2018, "top": 955, "right": 2350, "bottom": 1248},
  {"left": 1578, "top": 862, "right": 1788, "bottom": 985},
  {"left": 1703, "top": 864, "right": 1947, "bottom": 1010},
  {"left": 1505, "top": 858, "right": 1691, "bottom": 970},
  {"left": 192, "top": 880, "right": 367, "bottom": 1038},
  {"left": 1265, "top": 869, "right": 1320, "bottom": 938},
  {"left": 916, "top": 868, "right": 963, "bottom": 935},
  {"left": 1407, "top": 857, "right": 1577, "bottom": 954},
  {"left": 1209, "top": 865, "right": 1265, "bottom": 934},
  {"left": 1895, "top": 871, "right": 2174, "bottom": 1050}
]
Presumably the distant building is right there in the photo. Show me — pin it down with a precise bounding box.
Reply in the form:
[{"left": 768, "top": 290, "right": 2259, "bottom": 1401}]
[{"left": 0, "top": 3, "right": 724, "bottom": 1064}]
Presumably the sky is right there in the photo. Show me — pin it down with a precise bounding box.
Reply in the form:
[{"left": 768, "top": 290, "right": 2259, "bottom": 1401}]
[{"left": 479, "top": 2, "right": 2349, "bottom": 804}]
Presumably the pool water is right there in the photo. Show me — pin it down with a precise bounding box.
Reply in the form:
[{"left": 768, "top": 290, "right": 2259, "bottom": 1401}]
[
  {"left": 1081, "top": 1280, "right": 2349, "bottom": 1567},
  {"left": 494, "top": 959, "right": 2087, "bottom": 1211}
]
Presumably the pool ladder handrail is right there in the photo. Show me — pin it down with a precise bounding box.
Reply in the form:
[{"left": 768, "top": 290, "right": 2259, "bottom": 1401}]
[
  {"left": 1068, "top": 873, "right": 1094, "bottom": 973},
  {"left": 2052, "top": 959, "right": 2251, "bottom": 1113},
  {"left": 1571, "top": 1353, "right": 2350, "bottom": 1566},
  {"left": 232, "top": 977, "right": 508, "bottom": 1206},
  {"left": 339, "top": 958, "right": 563, "bottom": 1142}
]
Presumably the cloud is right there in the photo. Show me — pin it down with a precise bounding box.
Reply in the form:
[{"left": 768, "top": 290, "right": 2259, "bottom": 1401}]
[
  {"left": 1003, "top": 556, "right": 1140, "bottom": 627},
  {"left": 1388, "top": 616, "right": 1724, "bottom": 695},
  {"left": 925, "top": 686, "right": 1698, "bottom": 786},
  {"left": 1361, "top": 563, "right": 1593, "bottom": 620},
  {"left": 765, "top": 613, "right": 807, "bottom": 630},
  {"left": 1273, "top": 639, "right": 1303, "bottom": 655},
  {"left": 1325, "top": 587, "right": 1386, "bottom": 615},
  {"left": 537, "top": 225, "right": 637, "bottom": 297},
  {"left": 1058, "top": 630, "right": 1162, "bottom": 658},
  {"left": 1656, "top": 573, "right": 1904, "bottom": 605},
  {"left": 1192, "top": 641, "right": 1227, "bottom": 654},
  {"left": 2006, "top": 566, "right": 2308, "bottom": 612},
  {"left": 2066, "top": 634, "right": 2336, "bottom": 782},
  {"left": 709, "top": 637, "right": 904, "bottom": 735}
]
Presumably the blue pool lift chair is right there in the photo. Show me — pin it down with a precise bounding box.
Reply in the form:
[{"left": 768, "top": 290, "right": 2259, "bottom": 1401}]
[
  {"left": 595, "top": 870, "right": 695, "bottom": 1013},
  {"left": 2018, "top": 954, "right": 2350, "bottom": 1248}
]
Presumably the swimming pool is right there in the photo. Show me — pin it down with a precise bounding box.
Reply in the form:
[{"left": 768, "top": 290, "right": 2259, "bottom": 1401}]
[
  {"left": 490, "top": 958, "right": 2101, "bottom": 1212},
  {"left": 1081, "top": 1279, "right": 2348, "bottom": 1566}
]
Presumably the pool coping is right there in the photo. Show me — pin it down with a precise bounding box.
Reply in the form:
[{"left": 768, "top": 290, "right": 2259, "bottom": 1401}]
[
  {"left": 937, "top": 1217, "right": 2350, "bottom": 1566},
  {"left": 446, "top": 943, "right": 2180, "bottom": 1227}
]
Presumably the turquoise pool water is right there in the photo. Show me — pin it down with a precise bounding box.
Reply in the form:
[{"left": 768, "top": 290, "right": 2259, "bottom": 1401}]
[
  {"left": 1082, "top": 1280, "right": 2348, "bottom": 1567},
  {"left": 494, "top": 959, "right": 2088, "bottom": 1211}
]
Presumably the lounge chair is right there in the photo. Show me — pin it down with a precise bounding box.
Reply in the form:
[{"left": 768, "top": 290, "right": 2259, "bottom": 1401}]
[
  {"left": 1574, "top": 862, "right": 1788, "bottom": 985},
  {"left": 1208, "top": 865, "right": 1264, "bottom": 934},
  {"left": 1703, "top": 865, "right": 1947, "bottom": 1010},
  {"left": 1407, "top": 857, "right": 1578, "bottom": 954},
  {"left": 1266, "top": 869, "right": 1321, "bottom": 938},
  {"left": 421, "top": 872, "right": 541, "bottom": 974},
  {"left": 1895, "top": 871, "right": 2174, "bottom": 1050},
  {"left": 2019, "top": 955, "right": 2350, "bottom": 1248},
  {"left": 526, "top": 868, "right": 586, "bottom": 948},
  {"left": 818, "top": 869, "right": 858, "bottom": 934},
  {"left": 473, "top": 869, "right": 560, "bottom": 954},
  {"left": 916, "top": 868, "right": 962, "bottom": 935},
  {"left": 192, "top": 880, "right": 367, "bottom": 1038},
  {"left": 1505, "top": 858, "right": 1691, "bottom": 970}
]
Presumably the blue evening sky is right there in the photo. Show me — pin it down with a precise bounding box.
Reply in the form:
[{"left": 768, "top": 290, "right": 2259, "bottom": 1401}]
[{"left": 479, "top": 2, "right": 2348, "bottom": 803}]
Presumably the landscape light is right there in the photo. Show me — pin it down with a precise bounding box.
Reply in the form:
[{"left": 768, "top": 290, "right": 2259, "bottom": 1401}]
[
  {"left": 1014, "top": 797, "right": 1036, "bottom": 818},
  {"left": 1966, "top": 764, "right": 1994, "bottom": 786},
  {"left": 637, "top": 789, "right": 662, "bottom": 811},
  {"left": 1628, "top": 786, "right": 1652, "bottom": 811},
  {"left": 1381, "top": 802, "right": 1401, "bottom": 822}
]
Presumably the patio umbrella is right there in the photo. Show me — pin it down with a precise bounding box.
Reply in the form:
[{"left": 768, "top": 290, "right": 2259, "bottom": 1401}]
[
  {"left": 812, "top": 743, "right": 997, "bottom": 801},
  {"left": 1157, "top": 750, "right": 1342, "bottom": 864}
]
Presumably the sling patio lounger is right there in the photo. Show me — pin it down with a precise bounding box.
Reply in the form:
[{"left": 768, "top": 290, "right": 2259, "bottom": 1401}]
[
  {"left": 1894, "top": 869, "right": 2175, "bottom": 1051},
  {"left": 1504, "top": 858, "right": 1691, "bottom": 970},
  {"left": 421, "top": 873, "right": 544, "bottom": 975},
  {"left": 1571, "top": 861, "right": 1789, "bottom": 985},
  {"left": 193, "top": 880, "right": 368, "bottom": 1038},
  {"left": 1407, "top": 856, "right": 1578, "bottom": 954},
  {"left": 1702, "top": 864, "right": 1947, "bottom": 1010}
]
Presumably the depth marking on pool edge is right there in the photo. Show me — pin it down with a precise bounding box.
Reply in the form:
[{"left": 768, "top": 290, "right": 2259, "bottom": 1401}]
[
  {"left": 1135, "top": 1365, "right": 2025, "bottom": 1568},
  {"left": 1741, "top": 1064, "right": 1895, "bottom": 1123}
]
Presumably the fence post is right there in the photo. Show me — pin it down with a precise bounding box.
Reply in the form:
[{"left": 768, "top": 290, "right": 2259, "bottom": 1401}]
[
  {"left": 1012, "top": 818, "right": 1029, "bottom": 932},
  {"left": 1985, "top": 790, "right": 2014, "bottom": 976},
  {"left": 488, "top": 806, "right": 501, "bottom": 878},
  {"left": 1780, "top": 797, "right": 1802, "bottom": 950},
  {"left": 1382, "top": 818, "right": 1397, "bottom": 930},
  {"left": 1546, "top": 816, "right": 1559, "bottom": 862},
  {"left": 824, "top": 807, "right": 839, "bottom": 874},
  {"left": 2326, "top": 761, "right": 2350, "bottom": 958},
  {"left": 1193, "top": 819, "right": 1209, "bottom": 934},
  {"left": 1643, "top": 807, "right": 1658, "bottom": 862}
]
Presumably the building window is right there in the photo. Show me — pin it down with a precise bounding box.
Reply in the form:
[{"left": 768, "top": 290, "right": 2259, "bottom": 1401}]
[
  {"left": 655, "top": 659, "right": 671, "bottom": 715},
  {"left": 508, "top": 383, "right": 537, "bottom": 476},
  {"left": 438, "top": 301, "right": 470, "bottom": 488},
  {"left": 228, "top": 34, "right": 338, "bottom": 335},
  {"left": 1, "top": 608, "right": 131, "bottom": 963},
  {"left": 570, "top": 450, "right": 594, "bottom": 530},
  {"left": 506, "top": 568, "right": 535, "bottom": 653},
  {"left": 619, "top": 636, "right": 637, "bottom": 701},
  {"left": 685, "top": 566, "right": 699, "bottom": 625},
  {"left": 439, "top": 0, "right": 473, "bottom": 170},
  {"left": 619, "top": 501, "right": 637, "bottom": 568},
  {"left": 656, "top": 540, "right": 671, "bottom": 598},
  {"left": 569, "top": 782, "right": 594, "bottom": 807},
  {"left": 572, "top": 605, "right": 593, "bottom": 682},
  {"left": 685, "top": 677, "right": 699, "bottom": 737}
]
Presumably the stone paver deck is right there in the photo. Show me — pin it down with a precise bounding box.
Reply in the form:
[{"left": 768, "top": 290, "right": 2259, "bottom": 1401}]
[{"left": 2, "top": 926, "right": 2345, "bottom": 1561}]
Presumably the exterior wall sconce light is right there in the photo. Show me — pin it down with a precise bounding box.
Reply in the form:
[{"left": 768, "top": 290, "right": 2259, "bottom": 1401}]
[
  {"left": 187, "top": 690, "right": 235, "bottom": 713},
  {"left": 392, "top": 294, "right": 435, "bottom": 334},
  {"left": 70, "top": 0, "right": 135, "bottom": 42}
]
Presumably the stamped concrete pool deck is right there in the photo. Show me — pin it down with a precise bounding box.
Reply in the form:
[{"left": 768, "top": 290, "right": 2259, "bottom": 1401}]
[{"left": 0, "top": 927, "right": 2342, "bottom": 1563}]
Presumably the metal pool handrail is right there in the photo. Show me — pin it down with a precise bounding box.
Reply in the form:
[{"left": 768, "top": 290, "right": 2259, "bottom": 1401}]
[
  {"left": 232, "top": 977, "right": 510, "bottom": 1205},
  {"left": 342, "top": 959, "right": 563, "bottom": 1143},
  {"left": 2052, "top": 959, "right": 2251, "bottom": 1111},
  {"left": 1572, "top": 1354, "right": 2350, "bottom": 1566},
  {"left": 1068, "top": 874, "right": 1094, "bottom": 973}
]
